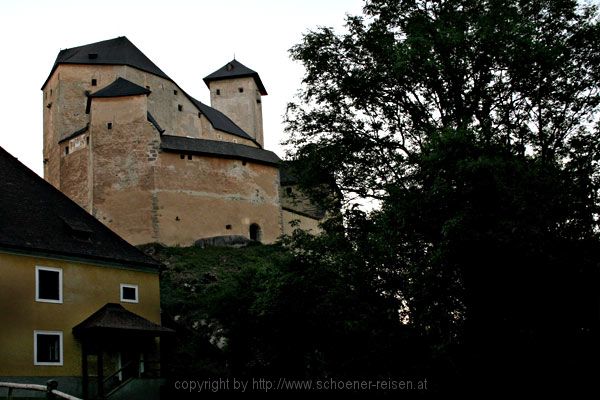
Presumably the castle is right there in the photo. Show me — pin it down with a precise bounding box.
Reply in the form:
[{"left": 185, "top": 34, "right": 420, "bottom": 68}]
[{"left": 42, "top": 37, "right": 322, "bottom": 246}]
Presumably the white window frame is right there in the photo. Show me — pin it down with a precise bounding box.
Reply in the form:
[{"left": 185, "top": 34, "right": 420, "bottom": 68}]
[
  {"left": 120, "top": 284, "right": 139, "bottom": 303},
  {"left": 35, "top": 266, "right": 63, "bottom": 304},
  {"left": 33, "top": 330, "right": 63, "bottom": 366}
]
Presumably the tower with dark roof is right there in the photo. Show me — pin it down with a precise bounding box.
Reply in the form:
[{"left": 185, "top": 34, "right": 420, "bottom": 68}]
[{"left": 204, "top": 59, "right": 267, "bottom": 147}]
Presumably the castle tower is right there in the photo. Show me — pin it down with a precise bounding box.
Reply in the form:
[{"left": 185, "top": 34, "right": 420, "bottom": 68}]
[{"left": 203, "top": 60, "right": 267, "bottom": 147}]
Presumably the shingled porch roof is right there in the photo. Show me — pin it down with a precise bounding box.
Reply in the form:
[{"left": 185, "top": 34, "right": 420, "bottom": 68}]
[{"left": 73, "top": 303, "right": 174, "bottom": 337}]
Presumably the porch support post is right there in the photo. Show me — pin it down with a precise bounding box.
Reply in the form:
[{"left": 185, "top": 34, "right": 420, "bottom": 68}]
[
  {"left": 97, "top": 343, "right": 104, "bottom": 399},
  {"left": 81, "top": 340, "right": 89, "bottom": 400}
]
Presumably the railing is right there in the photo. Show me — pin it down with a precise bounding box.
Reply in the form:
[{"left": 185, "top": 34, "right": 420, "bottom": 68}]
[
  {"left": 0, "top": 380, "right": 81, "bottom": 400},
  {"left": 102, "top": 359, "right": 162, "bottom": 397}
]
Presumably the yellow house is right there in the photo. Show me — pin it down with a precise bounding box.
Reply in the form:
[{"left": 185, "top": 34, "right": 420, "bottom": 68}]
[{"left": 0, "top": 145, "right": 172, "bottom": 399}]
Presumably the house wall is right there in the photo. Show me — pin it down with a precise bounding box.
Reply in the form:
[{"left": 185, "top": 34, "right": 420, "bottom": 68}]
[{"left": 0, "top": 251, "right": 160, "bottom": 377}]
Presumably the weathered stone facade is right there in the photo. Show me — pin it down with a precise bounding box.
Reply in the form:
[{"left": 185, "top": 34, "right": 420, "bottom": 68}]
[{"left": 42, "top": 37, "right": 321, "bottom": 246}]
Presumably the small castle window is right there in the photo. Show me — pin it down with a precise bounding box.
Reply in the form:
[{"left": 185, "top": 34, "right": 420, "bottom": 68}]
[
  {"left": 187, "top": 154, "right": 192, "bottom": 160},
  {"left": 178, "top": 104, "right": 183, "bottom": 112},
  {"left": 91, "top": 79, "right": 97, "bottom": 86},
  {"left": 198, "top": 112, "right": 202, "bottom": 118},
  {"left": 107, "top": 122, "right": 112, "bottom": 130},
  {"left": 216, "top": 89, "right": 221, "bottom": 95},
  {"left": 242, "top": 160, "right": 247, "bottom": 166},
  {"left": 180, "top": 154, "right": 185, "bottom": 159},
  {"left": 174, "top": 90, "right": 178, "bottom": 95},
  {"left": 226, "top": 224, "right": 232, "bottom": 230},
  {"left": 238, "top": 87, "right": 244, "bottom": 93},
  {"left": 46, "top": 102, "right": 52, "bottom": 109},
  {"left": 86, "top": 136, "right": 89, "bottom": 145},
  {"left": 64, "top": 146, "right": 69, "bottom": 155},
  {"left": 257, "top": 99, "right": 262, "bottom": 104}
]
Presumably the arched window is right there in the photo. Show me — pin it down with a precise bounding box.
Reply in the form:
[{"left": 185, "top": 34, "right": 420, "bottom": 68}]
[{"left": 249, "top": 223, "right": 262, "bottom": 242}]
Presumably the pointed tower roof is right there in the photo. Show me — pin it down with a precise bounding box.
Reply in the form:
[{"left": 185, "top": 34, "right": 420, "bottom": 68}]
[
  {"left": 41, "top": 36, "right": 170, "bottom": 89},
  {"left": 89, "top": 77, "right": 151, "bottom": 98},
  {"left": 203, "top": 59, "right": 267, "bottom": 95}
]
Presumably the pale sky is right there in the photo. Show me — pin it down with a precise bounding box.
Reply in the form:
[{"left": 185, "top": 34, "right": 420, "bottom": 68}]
[{"left": 0, "top": 0, "right": 363, "bottom": 175}]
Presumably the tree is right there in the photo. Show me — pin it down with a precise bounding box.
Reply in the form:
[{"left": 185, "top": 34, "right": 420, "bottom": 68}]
[{"left": 286, "top": 0, "right": 600, "bottom": 393}]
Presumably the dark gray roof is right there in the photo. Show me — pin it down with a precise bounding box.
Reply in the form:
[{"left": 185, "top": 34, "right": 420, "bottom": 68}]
[
  {"left": 59, "top": 124, "right": 89, "bottom": 144},
  {"left": 0, "top": 145, "right": 161, "bottom": 270},
  {"left": 160, "top": 135, "right": 280, "bottom": 166},
  {"left": 90, "top": 77, "right": 150, "bottom": 98},
  {"left": 187, "top": 95, "right": 253, "bottom": 141},
  {"left": 147, "top": 112, "right": 165, "bottom": 134},
  {"left": 203, "top": 59, "right": 267, "bottom": 95},
  {"left": 42, "top": 37, "right": 170, "bottom": 89},
  {"left": 73, "top": 303, "right": 173, "bottom": 336}
]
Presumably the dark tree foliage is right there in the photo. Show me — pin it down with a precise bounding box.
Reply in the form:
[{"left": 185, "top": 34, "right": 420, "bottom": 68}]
[{"left": 285, "top": 0, "right": 600, "bottom": 394}]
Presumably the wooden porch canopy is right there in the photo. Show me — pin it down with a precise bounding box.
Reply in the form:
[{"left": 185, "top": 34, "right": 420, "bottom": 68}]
[
  {"left": 73, "top": 303, "right": 173, "bottom": 399},
  {"left": 73, "top": 303, "right": 174, "bottom": 337}
]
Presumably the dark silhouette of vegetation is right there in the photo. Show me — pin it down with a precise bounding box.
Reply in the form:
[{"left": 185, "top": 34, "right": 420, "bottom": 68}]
[{"left": 283, "top": 0, "right": 600, "bottom": 394}]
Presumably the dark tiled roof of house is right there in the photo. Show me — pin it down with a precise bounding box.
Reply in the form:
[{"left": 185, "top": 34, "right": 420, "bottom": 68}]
[
  {"left": 147, "top": 112, "right": 165, "bottom": 134},
  {"left": 203, "top": 59, "right": 268, "bottom": 95},
  {"left": 89, "top": 77, "right": 150, "bottom": 98},
  {"left": 160, "top": 135, "right": 280, "bottom": 166},
  {"left": 59, "top": 124, "right": 89, "bottom": 144},
  {"left": 0, "top": 145, "right": 161, "bottom": 270},
  {"left": 73, "top": 303, "right": 174, "bottom": 336},
  {"left": 42, "top": 36, "right": 169, "bottom": 89}
]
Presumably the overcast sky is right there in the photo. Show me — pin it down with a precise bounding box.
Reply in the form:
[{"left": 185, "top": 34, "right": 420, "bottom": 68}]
[{"left": 0, "top": 0, "right": 363, "bottom": 175}]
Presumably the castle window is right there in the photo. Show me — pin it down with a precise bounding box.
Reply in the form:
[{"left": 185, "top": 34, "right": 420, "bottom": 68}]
[
  {"left": 187, "top": 154, "right": 192, "bottom": 160},
  {"left": 64, "top": 146, "right": 69, "bottom": 155},
  {"left": 91, "top": 78, "right": 97, "bottom": 86},
  {"left": 238, "top": 87, "right": 244, "bottom": 93},
  {"left": 257, "top": 99, "right": 262, "bottom": 104},
  {"left": 180, "top": 154, "right": 185, "bottom": 159},
  {"left": 86, "top": 136, "right": 89, "bottom": 145},
  {"left": 34, "top": 331, "right": 63, "bottom": 366},
  {"left": 178, "top": 104, "right": 183, "bottom": 112},
  {"left": 120, "top": 284, "right": 139, "bottom": 303},
  {"left": 36, "top": 266, "right": 62, "bottom": 303},
  {"left": 226, "top": 224, "right": 232, "bottom": 230},
  {"left": 242, "top": 160, "right": 247, "bottom": 166},
  {"left": 107, "top": 122, "right": 112, "bottom": 130},
  {"left": 198, "top": 112, "right": 202, "bottom": 118},
  {"left": 216, "top": 89, "right": 221, "bottom": 95},
  {"left": 249, "top": 223, "right": 262, "bottom": 242},
  {"left": 174, "top": 90, "right": 178, "bottom": 95}
]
